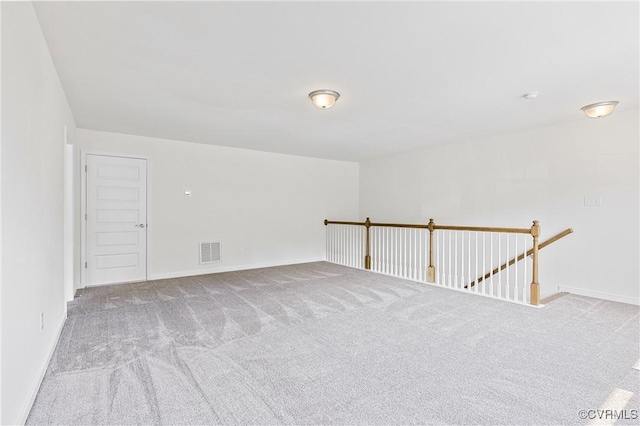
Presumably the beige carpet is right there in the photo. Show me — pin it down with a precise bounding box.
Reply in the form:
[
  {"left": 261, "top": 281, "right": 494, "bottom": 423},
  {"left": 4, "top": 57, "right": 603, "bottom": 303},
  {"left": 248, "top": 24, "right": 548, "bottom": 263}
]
[{"left": 27, "top": 262, "right": 639, "bottom": 425}]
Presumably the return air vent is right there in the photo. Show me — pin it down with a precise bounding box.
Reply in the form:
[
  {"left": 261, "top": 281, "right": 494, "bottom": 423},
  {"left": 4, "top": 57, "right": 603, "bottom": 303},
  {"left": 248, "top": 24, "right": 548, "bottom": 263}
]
[{"left": 199, "top": 241, "right": 221, "bottom": 264}]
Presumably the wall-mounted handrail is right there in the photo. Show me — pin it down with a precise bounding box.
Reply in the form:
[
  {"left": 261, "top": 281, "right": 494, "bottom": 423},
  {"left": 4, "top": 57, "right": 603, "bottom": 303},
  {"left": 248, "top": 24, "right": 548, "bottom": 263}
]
[
  {"left": 324, "top": 217, "right": 572, "bottom": 306},
  {"left": 466, "top": 228, "right": 574, "bottom": 289}
]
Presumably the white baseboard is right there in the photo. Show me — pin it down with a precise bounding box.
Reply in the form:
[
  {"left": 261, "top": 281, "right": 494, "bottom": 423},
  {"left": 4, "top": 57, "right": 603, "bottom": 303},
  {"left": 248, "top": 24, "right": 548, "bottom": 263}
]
[
  {"left": 148, "top": 257, "right": 325, "bottom": 281},
  {"left": 17, "top": 313, "right": 67, "bottom": 425},
  {"left": 558, "top": 286, "right": 639, "bottom": 306}
]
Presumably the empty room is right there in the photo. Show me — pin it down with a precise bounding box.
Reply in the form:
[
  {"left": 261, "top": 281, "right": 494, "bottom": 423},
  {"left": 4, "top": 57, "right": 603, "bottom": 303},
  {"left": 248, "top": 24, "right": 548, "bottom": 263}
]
[{"left": 1, "top": 1, "right": 639, "bottom": 425}]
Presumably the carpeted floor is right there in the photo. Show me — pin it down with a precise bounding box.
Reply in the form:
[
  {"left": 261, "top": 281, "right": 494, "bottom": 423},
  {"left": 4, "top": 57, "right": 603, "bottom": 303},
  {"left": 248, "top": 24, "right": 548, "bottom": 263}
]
[{"left": 27, "top": 262, "right": 639, "bottom": 425}]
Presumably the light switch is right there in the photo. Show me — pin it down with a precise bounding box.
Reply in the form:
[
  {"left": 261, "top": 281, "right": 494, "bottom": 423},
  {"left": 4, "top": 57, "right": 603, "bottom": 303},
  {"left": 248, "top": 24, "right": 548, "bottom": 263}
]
[
  {"left": 584, "top": 196, "right": 601, "bottom": 207},
  {"left": 184, "top": 190, "right": 192, "bottom": 197}
]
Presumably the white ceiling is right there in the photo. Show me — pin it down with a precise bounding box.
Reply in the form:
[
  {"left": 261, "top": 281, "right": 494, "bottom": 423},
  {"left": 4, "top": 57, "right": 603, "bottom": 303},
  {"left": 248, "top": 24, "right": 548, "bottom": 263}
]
[{"left": 34, "top": 1, "right": 639, "bottom": 161}]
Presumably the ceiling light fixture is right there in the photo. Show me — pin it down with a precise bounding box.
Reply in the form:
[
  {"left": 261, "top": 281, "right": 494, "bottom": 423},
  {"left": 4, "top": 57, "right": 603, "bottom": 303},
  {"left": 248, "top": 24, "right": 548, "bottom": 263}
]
[
  {"left": 309, "top": 89, "right": 340, "bottom": 109},
  {"left": 581, "top": 101, "right": 619, "bottom": 119}
]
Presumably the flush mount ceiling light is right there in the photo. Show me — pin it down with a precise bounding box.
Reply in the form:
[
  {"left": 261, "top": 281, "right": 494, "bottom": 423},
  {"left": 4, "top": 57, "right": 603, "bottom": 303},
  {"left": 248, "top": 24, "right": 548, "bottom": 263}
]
[
  {"left": 581, "top": 101, "right": 619, "bottom": 119},
  {"left": 309, "top": 89, "right": 340, "bottom": 109}
]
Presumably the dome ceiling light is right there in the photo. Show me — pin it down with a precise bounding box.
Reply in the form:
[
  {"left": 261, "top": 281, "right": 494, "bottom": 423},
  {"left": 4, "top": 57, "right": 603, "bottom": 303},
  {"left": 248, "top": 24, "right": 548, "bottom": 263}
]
[
  {"left": 309, "top": 89, "right": 340, "bottom": 110},
  {"left": 581, "top": 101, "right": 619, "bottom": 119}
]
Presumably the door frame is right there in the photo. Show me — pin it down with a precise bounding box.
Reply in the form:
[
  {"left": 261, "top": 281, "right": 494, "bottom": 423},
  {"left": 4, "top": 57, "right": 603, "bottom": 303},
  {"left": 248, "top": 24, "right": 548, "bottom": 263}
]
[
  {"left": 80, "top": 150, "right": 151, "bottom": 288},
  {"left": 63, "top": 126, "right": 74, "bottom": 302}
]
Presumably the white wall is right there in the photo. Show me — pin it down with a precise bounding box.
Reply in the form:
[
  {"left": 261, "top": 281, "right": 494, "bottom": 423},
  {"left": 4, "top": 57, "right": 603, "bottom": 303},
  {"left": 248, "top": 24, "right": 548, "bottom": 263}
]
[
  {"left": 360, "top": 110, "right": 639, "bottom": 304},
  {"left": 1, "top": 2, "right": 77, "bottom": 424},
  {"left": 0, "top": 3, "right": 3, "bottom": 422},
  {"left": 77, "top": 129, "right": 359, "bottom": 281}
]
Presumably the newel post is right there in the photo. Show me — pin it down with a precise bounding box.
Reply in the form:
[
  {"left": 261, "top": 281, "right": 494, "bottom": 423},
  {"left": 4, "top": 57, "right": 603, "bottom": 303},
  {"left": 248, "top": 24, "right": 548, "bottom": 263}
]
[
  {"left": 530, "top": 220, "right": 540, "bottom": 305},
  {"left": 427, "top": 218, "right": 436, "bottom": 283},
  {"left": 364, "top": 218, "right": 372, "bottom": 270}
]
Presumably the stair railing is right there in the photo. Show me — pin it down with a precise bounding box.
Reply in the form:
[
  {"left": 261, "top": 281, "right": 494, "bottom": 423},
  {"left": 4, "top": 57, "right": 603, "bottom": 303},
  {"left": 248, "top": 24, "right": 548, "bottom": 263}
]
[{"left": 324, "top": 218, "right": 573, "bottom": 306}]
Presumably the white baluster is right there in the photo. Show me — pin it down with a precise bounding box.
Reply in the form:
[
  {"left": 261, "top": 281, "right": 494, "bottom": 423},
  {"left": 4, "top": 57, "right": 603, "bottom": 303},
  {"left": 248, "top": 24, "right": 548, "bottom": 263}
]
[
  {"left": 379, "top": 228, "right": 383, "bottom": 273},
  {"left": 474, "top": 231, "right": 478, "bottom": 293},
  {"left": 400, "top": 228, "right": 405, "bottom": 278},
  {"left": 334, "top": 225, "right": 338, "bottom": 264},
  {"left": 454, "top": 231, "right": 459, "bottom": 287},
  {"left": 353, "top": 226, "right": 360, "bottom": 268},
  {"left": 340, "top": 226, "right": 344, "bottom": 265},
  {"left": 497, "top": 233, "right": 501, "bottom": 295},
  {"left": 354, "top": 226, "right": 357, "bottom": 268},
  {"left": 387, "top": 227, "right": 391, "bottom": 275},
  {"left": 440, "top": 231, "right": 448, "bottom": 285},
  {"left": 348, "top": 226, "right": 351, "bottom": 266},
  {"left": 419, "top": 229, "right": 424, "bottom": 281},
  {"left": 523, "top": 234, "right": 528, "bottom": 303},
  {"left": 395, "top": 228, "right": 399, "bottom": 277},
  {"left": 389, "top": 227, "right": 393, "bottom": 275},
  {"left": 351, "top": 226, "right": 355, "bottom": 268},
  {"left": 407, "top": 229, "right": 412, "bottom": 279},
  {"left": 386, "top": 228, "right": 393, "bottom": 275},
  {"left": 336, "top": 226, "right": 340, "bottom": 265},
  {"left": 355, "top": 226, "right": 358, "bottom": 268},
  {"left": 383, "top": 228, "right": 387, "bottom": 274},
  {"left": 343, "top": 226, "right": 347, "bottom": 266},
  {"left": 375, "top": 228, "right": 379, "bottom": 272},
  {"left": 382, "top": 227, "right": 386, "bottom": 273},
  {"left": 371, "top": 228, "right": 376, "bottom": 271},
  {"left": 447, "top": 231, "right": 453, "bottom": 287},
  {"left": 403, "top": 228, "right": 407, "bottom": 278},
  {"left": 512, "top": 234, "right": 519, "bottom": 302},
  {"left": 395, "top": 228, "right": 399, "bottom": 276},
  {"left": 332, "top": 225, "right": 336, "bottom": 263},
  {"left": 328, "top": 225, "right": 331, "bottom": 263},
  {"left": 438, "top": 230, "right": 443, "bottom": 284},
  {"left": 462, "top": 231, "right": 478, "bottom": 291},
  {"left": 419, "top": 229, "right": 423, "bottom": 281},
  {"left": 388, "top": 228, "right": 392, "bottom": 275},
  {"left": 324, "top": 225, "right": 329, "bottom": 262},
  {"left": 377, "top": 228, "right": 384, "bottom": 272},
  {"left": 346, "top": 226, "right": 350, "bottom": 267},
  {"left": 405, "top": 229, "right": 410, "bottom": 279},
  {"left": 439, "top": 231, "right": 442, "bottom": 284},
  {"left": 377, "top": 228, "right": 381, "bottom": 272},
  {"left": 489, "top": 233, "right": 494, "bottom": 296},
  {"left": 482, "top": 233, "right": 486, "bottom": 295},
  {"left": 358, "top": 226, "right": 362, "bottom": 269},
  {"left": 505, "top": 233, "right": 510, "bottom": 300},
  {"left": 415, "top": 229, "right": 419, "bottom": 281}
]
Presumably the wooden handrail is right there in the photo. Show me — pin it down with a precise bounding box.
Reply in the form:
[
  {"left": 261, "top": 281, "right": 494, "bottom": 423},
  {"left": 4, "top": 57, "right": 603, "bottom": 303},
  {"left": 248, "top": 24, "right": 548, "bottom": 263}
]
[
  {"left": 324, "top": 220, "right": 529, "bottom": 233},
  {"left": 433, "top": 224, "right": 531, "bottom": 234},
  {"left": 324, "top": 219, "right": 366, "bottom": 226},
  {"left": 371, "top": 222, "right": 429, "bottom": 229},
  {"left": 466, "top": 228, "right": 574, "bottom": 288}
]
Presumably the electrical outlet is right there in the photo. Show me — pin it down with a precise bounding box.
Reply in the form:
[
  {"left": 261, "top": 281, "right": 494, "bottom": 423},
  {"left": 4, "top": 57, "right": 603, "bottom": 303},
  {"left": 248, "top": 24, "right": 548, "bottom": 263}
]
[
  {"left": 40, "top": 312, "right": 44, "bottom": 332},
  {"left": 584, "top": 196, "right": 601, "bottom": 207}
]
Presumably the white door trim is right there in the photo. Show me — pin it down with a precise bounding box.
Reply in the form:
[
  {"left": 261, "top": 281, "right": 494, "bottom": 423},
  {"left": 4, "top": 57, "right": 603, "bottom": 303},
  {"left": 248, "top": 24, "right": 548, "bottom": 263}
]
[
  {"left": 80, "top": 150, "right": 151, "bottom": 287},
  {"left": 63, "top": 126, "right": 74, "bottom": 302}
]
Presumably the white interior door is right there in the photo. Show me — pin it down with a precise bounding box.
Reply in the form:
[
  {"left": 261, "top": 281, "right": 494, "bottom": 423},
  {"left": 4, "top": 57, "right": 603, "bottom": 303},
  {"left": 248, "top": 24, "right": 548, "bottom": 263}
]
[{"left": 86, "top": 154, "right": 147, "bottom": 286}]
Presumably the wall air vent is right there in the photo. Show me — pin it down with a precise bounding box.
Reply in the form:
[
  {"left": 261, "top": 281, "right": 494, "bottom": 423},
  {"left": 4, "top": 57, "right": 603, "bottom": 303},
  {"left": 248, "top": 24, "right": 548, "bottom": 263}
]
[{"left": 199, "top": 241, "right": 221, "bottom": 264}]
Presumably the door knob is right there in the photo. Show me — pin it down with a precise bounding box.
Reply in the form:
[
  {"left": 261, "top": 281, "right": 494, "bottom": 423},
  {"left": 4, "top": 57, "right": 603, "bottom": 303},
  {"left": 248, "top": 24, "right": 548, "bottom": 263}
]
[{"left": 135, "top": 224, "right": 146, "bottom": 228}]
